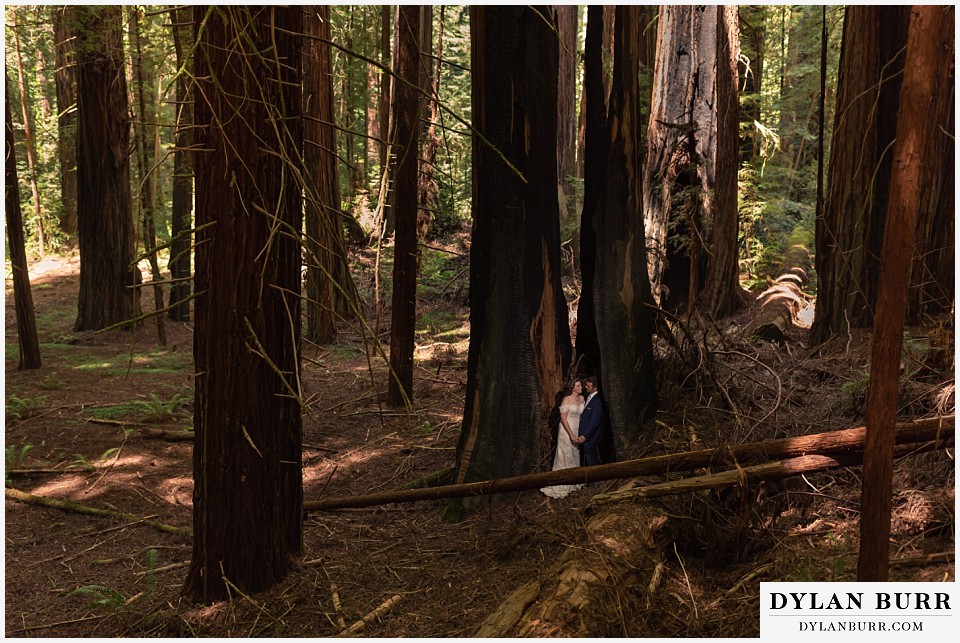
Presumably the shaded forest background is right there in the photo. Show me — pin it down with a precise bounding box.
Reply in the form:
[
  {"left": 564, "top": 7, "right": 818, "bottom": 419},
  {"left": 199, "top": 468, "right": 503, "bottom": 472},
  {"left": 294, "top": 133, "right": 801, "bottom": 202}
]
[{"left": 4, "top": 4, "right": 955, "bottom": 638}]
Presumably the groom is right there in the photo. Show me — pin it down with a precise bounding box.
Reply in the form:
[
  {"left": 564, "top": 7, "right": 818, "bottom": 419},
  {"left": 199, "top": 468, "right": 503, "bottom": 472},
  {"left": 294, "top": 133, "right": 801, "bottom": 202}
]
[{"left": 578, "top": 376, "right": 606, "bottom": 467}]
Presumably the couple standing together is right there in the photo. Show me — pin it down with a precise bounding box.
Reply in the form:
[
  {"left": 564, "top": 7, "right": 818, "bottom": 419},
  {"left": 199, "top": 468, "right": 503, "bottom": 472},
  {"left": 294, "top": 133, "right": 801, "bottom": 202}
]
[{"left": 541, "top": 376, "right": 610, "bottom": 499}]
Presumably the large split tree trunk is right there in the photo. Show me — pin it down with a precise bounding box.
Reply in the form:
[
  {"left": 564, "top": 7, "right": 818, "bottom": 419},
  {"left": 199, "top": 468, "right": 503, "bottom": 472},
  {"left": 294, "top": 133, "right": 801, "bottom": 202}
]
[
  {"left": 585, "top": 6, "right": 658, "bottom": 443},
  {"left": 386, "top": 5, "right": 423, "bottom": 407},
  {"left": 642, "top": 5, "right": 742, "bottom": 318},
  {"left": 73, "top": 6, "right": 138, "bottom": 332},
  {"left": 185, "top": 6, "right": 303, "bottom": 603},
  {"left": 5, "top": 79, "right": 41, "bottom": 370},
  {"left": 453, "top": 6, "right": 570, "bottom": 488},
  {"left": 304, "top": 5, "right": 358, "bottom": 345},
  {"left": 811, "top": 6, "right": 909, "bottom": 344},
  {"left": 53, "top": 6, "right": 78, "bottom": 240}
]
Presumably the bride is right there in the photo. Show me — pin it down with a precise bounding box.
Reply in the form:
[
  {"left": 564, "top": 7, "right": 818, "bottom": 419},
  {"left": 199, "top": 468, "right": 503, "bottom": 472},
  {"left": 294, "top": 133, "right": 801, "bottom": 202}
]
[{"left": 541, "top": 379, "right": 586, "bottom": 499}]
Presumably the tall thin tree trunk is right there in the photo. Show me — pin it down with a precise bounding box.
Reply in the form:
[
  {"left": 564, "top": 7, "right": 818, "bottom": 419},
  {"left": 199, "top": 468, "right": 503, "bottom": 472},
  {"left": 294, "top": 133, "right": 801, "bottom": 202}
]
[
  {"left": 186, "top": 5, "right": 303, "bottom": 603},
  {"left": 378, "top": 5, "right": 392, "bottom": 173},
  {"left": 12, "top": 11, "right": 46, "bottom": 257},
  {"left": 304, "top": 5, "right": 358, "bottom": 345},
  {"left": 417, "top": 6, "right": 442, "bottom": 243},
  {"left": 131, "top": 7, "right": 166, "bottom": 345},
  {"left": 575, "top": 6, "right": 606, "bottom": 373},
  {"left": 859, "top": 5, "right": 945, "bottom": 583},
  {"left": 168, "top": 6, "right": 192, "bottom": 322},
  {"left": 5, "top": 73, "right": 41, "bottom": 370},
  {"left": 53, "top": 6, "right": 78, "bottom": 240},
  {"left": 387, "top": 5, "right": 423, "bottom": 408},
  {"left": 556, "top": 5, "right": 578, "bottom": 222}
]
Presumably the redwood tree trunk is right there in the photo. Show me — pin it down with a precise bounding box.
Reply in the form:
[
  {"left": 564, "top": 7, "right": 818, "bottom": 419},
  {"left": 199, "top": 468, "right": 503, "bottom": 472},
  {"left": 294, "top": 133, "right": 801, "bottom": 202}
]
[
  {"left": 168, "top": 6, "right": 192, "bottom": 322},
  {"left": 186, "top": 6, "right": 303, "bottom": 603},
  {"left": 574, "top": 6, "right": 605, "bottom": 374},
  {"left": 906, "top": 9, "right": 955, "bottom": 324},
  {"left": 859, "top": 5, "right": 946, "bottom": 582},
  {"left": 700, "top": 6, "right": 742, "bottom": 319},
  {"left": 53, "top": 6, "right": 78, "bottom": 240},
  {"left": 591, "top": 5, "right": 658, "bottom": 442},
  {"left": 417, "top": 6, "right": 441, "bottom": 242},
  {"left": 642, "top": 5, "right": 742, "bottom": 317},
  {"left": 454, "top": 6, "right": 570, "bottom": 487},
  {"left": 556, "top": 5, "right": 578, "bottom": 222},
  {"left": 73, "top": 6, "right": 138, "bottom": 332},
  {"left": 304, "top": 6, "right": 358, "bottom": 345},
  {"left": 5, "top": 76, "right": 41, "bottom": 370},
  {"left": 812, "top": 6, "right": 909, "bottom": 344},
  {"left": 386, "top": 5, "right": 423, "bottom": 407},
  {"left": 12, "top": 11, "right": 46, "bottom": 257},
  {"left": 131, "top": 7, "right": 166, "bottom": 345}
]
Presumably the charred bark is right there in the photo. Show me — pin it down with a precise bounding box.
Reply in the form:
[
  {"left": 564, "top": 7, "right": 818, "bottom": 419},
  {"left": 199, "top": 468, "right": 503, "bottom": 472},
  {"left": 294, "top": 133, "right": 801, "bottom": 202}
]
[
  {"left": 591, "top": 6, "right": 658, "bottom": 441},
  {"left": 453, "top": 6, "right": 570, "bottom": 487}
]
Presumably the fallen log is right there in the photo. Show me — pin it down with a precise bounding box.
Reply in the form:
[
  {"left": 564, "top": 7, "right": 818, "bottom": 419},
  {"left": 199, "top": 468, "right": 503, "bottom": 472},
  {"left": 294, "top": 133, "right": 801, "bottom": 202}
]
[
  {"left": 591, "top": 438, "right": 951, "bottom": 506},
  {"left": 337, "top": 594, "right": 402, "bottom": 637},
  {"left": 4, "top": 488, "right": 191, "bottom": 536},
  {"left": 746, "top": 243, "right": 812, "bottom": 344},
  {"left": 139, "top": 427, "right": 194, "bottom": 442},
  {"left": 303, "top": 415, "right": 953, "bottom": 511},
  {"left": 476, "top": 435, "right": 952, "bottom": 637}
]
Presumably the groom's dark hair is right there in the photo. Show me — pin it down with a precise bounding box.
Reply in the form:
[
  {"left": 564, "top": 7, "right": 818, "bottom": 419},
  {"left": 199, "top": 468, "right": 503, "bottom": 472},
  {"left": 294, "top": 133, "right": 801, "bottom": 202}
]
[{"left": 583, "top": 375, "right": 598, "bottom": 389}]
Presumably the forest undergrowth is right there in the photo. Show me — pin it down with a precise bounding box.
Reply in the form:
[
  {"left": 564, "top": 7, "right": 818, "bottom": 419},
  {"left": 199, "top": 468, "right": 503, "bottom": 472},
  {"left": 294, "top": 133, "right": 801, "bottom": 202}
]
[{"left": 4, "top": 243, "right": 954, "bottom": 637}]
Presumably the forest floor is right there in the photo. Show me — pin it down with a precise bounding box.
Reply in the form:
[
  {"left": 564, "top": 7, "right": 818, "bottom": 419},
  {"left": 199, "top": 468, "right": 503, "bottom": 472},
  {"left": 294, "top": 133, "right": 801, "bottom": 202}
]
[{"left": 4, "top": 243, "right": 955, "bottom": 638}]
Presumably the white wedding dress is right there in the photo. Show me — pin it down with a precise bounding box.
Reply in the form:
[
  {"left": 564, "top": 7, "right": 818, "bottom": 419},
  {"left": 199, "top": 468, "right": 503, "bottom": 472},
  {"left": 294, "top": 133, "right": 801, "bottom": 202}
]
[{"left": 541, "top": 402, "right": 585, "bottom": 499}]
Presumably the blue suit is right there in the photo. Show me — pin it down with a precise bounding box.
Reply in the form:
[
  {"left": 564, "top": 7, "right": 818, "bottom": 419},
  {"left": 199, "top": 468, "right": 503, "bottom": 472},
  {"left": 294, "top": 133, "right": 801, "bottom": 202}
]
[{"left": 578, "top": 392, "right": 605, "bottom": 466}]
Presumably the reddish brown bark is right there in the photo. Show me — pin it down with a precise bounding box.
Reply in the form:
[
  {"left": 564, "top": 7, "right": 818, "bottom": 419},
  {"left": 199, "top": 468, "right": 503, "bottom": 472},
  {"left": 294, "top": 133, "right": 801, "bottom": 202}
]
[
  {"left": 5, "top": 74, "right": 41, "bottom": 370},
  {"left": 858, "top": 5, "right": 946, "bottom": 583},
  {"left": 73, "top": 6, "right": 138, "bottom": 331},
  {"left": 186, "top": 6, "right": 303, "bottom": 603},
  {"left": 386, "top": 5, "right": 423, "bottom": 407}
]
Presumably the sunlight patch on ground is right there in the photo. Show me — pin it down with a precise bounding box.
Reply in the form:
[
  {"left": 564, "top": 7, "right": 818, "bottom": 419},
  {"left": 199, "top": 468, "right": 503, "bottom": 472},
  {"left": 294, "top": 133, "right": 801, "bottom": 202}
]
[
  {"left": 26, "top": 474, "right": 93, "bottom": 498},
  {"left": 156, "top": 475, "right": 194, "bottom": 507}
]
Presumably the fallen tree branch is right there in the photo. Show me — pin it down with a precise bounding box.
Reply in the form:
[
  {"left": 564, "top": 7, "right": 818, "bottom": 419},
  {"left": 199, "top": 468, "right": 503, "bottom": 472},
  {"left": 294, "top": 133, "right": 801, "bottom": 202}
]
[
  {"left": 4, "top": 488, "right": 191, "bottom": 536},
  {"left": 303, "top": 416, "right": 953, "bottom": 511},
  {"left": 337, "top": 594, "right": 402, "bottom": 636},
  {"left": 139, "top": 427, "right": 195, "bottom": 442},
  {"left": 590, "top": 437, "right": 951, "bottom": 506}
]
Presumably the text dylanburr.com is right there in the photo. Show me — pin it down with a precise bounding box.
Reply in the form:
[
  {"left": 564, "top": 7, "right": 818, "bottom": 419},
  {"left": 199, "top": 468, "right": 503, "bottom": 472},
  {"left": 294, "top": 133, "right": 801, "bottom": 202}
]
[{"left": 761, "top": 582, "right": 956, "bottom": 639}]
